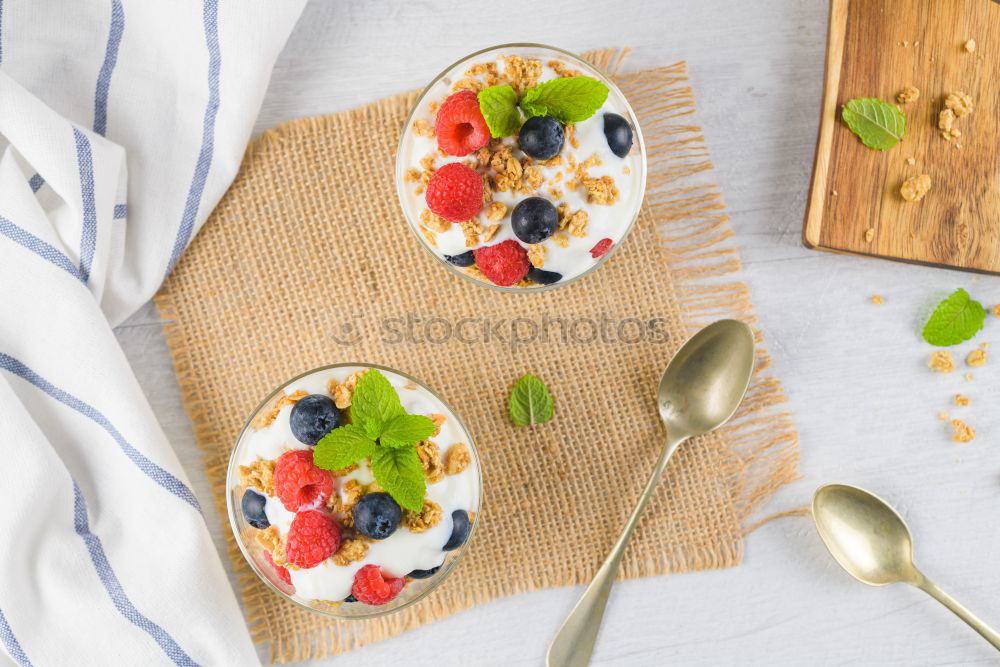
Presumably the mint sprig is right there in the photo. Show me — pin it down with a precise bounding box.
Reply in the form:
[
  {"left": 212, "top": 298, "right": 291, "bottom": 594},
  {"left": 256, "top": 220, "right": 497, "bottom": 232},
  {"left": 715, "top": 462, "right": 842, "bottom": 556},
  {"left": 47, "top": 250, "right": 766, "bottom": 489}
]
[
  {"left": 509, "top": 374, "right": 554, "bottom": 426},
  {"left": 841, "top": 97, "right": 906, "bottom": 151},
  {"left": 314, "top": 370, "right": 432, "bottom": 511},
  {"left": 477, "top": 75, "right": 609, "bottom": 138},
  {"left": 922, "top": 288, "right": 986, "bottom": 346}
]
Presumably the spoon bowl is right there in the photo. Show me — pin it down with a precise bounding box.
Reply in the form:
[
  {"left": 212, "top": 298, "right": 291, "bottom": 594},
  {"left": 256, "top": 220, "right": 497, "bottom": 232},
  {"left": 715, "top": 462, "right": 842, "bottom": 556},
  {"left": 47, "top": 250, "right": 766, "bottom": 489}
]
[
  {"left": 812, "top": 483, "right": 1000, "bottom": 651},
  {"left": 657, "top": 319, "right": 756, "bottom": 438},
  {"left": 813, "top": 484, "right": 918, "bottom": 586}
]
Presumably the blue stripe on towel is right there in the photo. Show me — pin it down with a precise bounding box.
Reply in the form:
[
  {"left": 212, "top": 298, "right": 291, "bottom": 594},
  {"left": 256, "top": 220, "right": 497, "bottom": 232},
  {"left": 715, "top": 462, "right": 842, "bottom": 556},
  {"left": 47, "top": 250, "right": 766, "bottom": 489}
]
[
  {"left": 73, "top": 483, "right": 199, "bottom": 667},
  {"left": 0, "top": 606, "right": 32, "bottom": 667},
  {"left": 114, "top": 203, "right": 127, "bottom": 219},
  {"left": 93, "top": 0, "right": 124, "bottom": 136},
  {"left": 72, "top": 128, "right": 97, "bottom": 283},
  {"left": 0, "top": 215, "right": 85, "bottom": 282},
  {"left": 165, "top": 0, "right": 220, "bottom": 276},
  {"left": 0, "top": 353, "right": 201, "bottom": 512},
  {"left": 28, "top": 174, "right": 44, "bottom": 192}
]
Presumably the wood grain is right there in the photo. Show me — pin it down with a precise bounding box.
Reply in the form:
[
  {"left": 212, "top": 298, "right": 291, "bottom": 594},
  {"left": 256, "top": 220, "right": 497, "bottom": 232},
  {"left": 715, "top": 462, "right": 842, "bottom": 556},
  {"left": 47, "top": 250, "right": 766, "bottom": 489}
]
[{"left": 804, "top": 0, "right": 1000, "bottom": 273}]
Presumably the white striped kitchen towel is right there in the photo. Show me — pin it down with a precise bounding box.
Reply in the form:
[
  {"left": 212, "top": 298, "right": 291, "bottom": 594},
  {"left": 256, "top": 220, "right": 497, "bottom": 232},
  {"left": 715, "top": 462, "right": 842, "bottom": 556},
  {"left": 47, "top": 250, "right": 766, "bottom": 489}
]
[{"left": 0, "top": 1, "right": 306, "bottom": 664}]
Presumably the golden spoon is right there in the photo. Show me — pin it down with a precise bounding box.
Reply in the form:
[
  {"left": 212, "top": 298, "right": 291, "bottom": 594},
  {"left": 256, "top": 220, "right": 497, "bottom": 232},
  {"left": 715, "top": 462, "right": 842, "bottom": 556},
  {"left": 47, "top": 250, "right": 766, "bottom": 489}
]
[
  {"left": 547, "top": 319, "right": 756, "bottom": 666},
  {"left": 813, "top": 484, "right": 1000, "bottom": 651}
]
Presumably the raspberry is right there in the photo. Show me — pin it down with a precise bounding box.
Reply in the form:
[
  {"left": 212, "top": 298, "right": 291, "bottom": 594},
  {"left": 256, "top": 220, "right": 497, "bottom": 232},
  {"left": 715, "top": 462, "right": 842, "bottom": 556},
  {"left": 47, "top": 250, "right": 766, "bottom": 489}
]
[
  {"left": 590, "top": 238, "right": 613, "bottom": 258},
  {"left": 425, "top": 163, "right": 483, "bottom": 222},
  {"left": 351, "top": 564, "right": 405, "bottom": 605},
  {"left": 473, "top": 240, "right": 530, "bottom": 286},
  {"left": 435, "top": 90, "right": 490, "bottom": 156},
  {"left": 273, "top": 450, "right": 333, "bottom": 512},
  {"left": 285, "top": 510, "right": 341, "bottom": 569},
  {"left": 263, "top": 551, "right": 292, "bottom": 587}
]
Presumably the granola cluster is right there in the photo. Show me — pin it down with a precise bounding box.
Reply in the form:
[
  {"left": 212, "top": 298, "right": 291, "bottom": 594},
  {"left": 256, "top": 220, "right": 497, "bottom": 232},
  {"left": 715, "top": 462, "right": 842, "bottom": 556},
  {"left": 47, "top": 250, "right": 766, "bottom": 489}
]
[
  {"left": 251, "top": 390, "right": 308, "bottom": 430},
  {"left": 239, "top": 457, "right": 276, "bottom": 496}
]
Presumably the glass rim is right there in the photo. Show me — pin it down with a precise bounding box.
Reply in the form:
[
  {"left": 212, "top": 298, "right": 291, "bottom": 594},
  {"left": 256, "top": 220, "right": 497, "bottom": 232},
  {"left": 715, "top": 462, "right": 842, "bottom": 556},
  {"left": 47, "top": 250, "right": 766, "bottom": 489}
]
[
  {"left": 225, "top": 361, "right": 484, "bottom": 620},
  {"left": 394, "top": 42, "right": 648, "bottom": 293}
]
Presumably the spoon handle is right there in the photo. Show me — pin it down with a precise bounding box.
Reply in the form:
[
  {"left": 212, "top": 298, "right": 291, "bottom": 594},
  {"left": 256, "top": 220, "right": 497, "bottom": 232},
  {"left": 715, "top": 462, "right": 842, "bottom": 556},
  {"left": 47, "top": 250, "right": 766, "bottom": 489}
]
[
  {"left": 917, "top": 576, "right": 1000, "bottom": 651},
  {"left": 546, "top": 433, "right": 686, "bottom": 667}
]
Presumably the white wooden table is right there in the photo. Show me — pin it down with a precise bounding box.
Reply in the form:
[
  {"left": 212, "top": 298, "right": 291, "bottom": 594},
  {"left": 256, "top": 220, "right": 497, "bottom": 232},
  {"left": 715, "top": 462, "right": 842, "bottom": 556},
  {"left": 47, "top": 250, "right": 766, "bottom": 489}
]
[{"left": 115, "top": 1, "right": 1000, "bottom": 664}]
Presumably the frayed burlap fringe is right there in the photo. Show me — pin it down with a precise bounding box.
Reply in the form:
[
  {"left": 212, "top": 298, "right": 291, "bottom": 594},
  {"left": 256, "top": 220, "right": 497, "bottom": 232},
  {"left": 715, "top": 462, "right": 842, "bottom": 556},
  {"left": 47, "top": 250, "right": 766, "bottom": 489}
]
[{"left": 156, "top": 49, "right": 799, "bottom": 663}]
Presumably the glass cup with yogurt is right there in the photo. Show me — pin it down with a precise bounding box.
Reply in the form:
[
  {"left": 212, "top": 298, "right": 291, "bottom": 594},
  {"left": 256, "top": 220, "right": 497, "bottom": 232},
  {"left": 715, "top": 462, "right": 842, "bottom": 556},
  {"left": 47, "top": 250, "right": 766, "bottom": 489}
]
[
  {"left": 226, "top": 363, "right": 482, "bottom": 618},
  {"left": 396, "top": 43, "right": 647, "bottom": 290}
]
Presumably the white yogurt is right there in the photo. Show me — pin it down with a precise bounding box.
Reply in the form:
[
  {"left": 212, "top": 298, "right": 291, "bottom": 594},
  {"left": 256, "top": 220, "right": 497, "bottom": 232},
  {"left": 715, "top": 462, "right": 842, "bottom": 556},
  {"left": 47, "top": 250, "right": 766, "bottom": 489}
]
[
  {"left": 236, "top": 366, "right": 480, "bottom": 603},
  {"left": 398, "top": 48, "right": 645, "bottom": 286}
]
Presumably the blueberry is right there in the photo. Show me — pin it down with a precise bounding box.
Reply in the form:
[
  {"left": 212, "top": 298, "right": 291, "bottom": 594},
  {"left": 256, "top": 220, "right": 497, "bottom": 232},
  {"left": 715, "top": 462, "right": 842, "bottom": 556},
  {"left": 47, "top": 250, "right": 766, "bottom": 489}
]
[
  {"left": 511, "top": 197, "right": 558, "bottom": 244},
  {"left": 289, "top": 394, "right": 343, "bottom": 446},
  {"left": 353, "top": 492, "right": 402, "bottom": 540},
  {"left": 442, "top": 510, "right": 471, "bottom": 551},
  {"left": 444, "top": 250, "right": 475, "bottom": 267},
  {"left": 527, "top": 267, "right": 562, "bottom": 285},
  {"left": 518, "top": 115, "right": 564, "bottom": 159},
  {"left": 603, "top": 113, "right": 633, "bottom": 158},
  {"left": 241, "top": 489, "right": 269, "bottom": 529},
  {"left": 407, "top": 564, "right": 442, "bottom": 579},
  {"left": 343, "top": 594, "right": 358, "bottom": 603}
]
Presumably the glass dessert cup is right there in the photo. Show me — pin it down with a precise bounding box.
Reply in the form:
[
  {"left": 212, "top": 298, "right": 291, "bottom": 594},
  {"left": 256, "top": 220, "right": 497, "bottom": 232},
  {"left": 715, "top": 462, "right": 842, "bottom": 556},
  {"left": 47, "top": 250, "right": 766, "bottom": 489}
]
[
  {"left": 226, "top": 363, "right": 483, "bottom": 619},
  {"left": 395, "top": 43, "right": 648, "bottom": 292}
]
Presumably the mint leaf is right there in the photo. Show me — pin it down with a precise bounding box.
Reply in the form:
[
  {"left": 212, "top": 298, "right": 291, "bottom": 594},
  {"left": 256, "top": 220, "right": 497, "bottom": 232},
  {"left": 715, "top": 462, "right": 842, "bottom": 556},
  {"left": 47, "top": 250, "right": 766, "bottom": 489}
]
[
  {"left": 350, "top": 369, "right": 403, "bottom": 438},
  {"left": 508, "top": 374, "right": 554, "bottom": 426},
  {"left": 380, "top": 413, "right": 436, "bottom": 449},
  {"left": 370, "top": 446, "right": 426, "bottom": 511},
  {"left": 478, "top": 85, "right": 521, "bottom": 138},
  {"left": 841, "top": 98, "right": 906, "bottom": 151},
  {"left": 313, "top": 424, "right": 376, "bottom": 471},
  {"left": 520, "top": 76, "right": 609, "bottom": 123},
  {"left": 922, "top": 288, "right": 986, "bottom": 346}
]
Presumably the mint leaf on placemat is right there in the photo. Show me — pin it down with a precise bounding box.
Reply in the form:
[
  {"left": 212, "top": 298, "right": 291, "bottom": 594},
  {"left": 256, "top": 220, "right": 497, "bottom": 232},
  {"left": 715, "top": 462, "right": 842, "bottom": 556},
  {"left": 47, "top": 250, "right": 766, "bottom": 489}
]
[
  {"left": 509, "top": 374, "right": 554, "bottom": 426},
  {"left": 350, "top": 369, "right": 404, "bottom": 438},
  {"left": 922, "top": 288, "right": 986, "bottom": 346},
  {"left": 370, "top": 446, "right": 426, "bottom": 511},
  {"left": 379, "top": 413, "right": 436, "bottom": 449},
  {"left": 841, "top": 97, "right": 906, "bottom": 150},
  {"left": 520, "top": 76, "right": 609, "bottom": 123},
  {"left": 478, "top": 85, "right": 521, "bottom": 138},
  {"left": 313, "top": 423, "right": 376, "bottom": 470}
]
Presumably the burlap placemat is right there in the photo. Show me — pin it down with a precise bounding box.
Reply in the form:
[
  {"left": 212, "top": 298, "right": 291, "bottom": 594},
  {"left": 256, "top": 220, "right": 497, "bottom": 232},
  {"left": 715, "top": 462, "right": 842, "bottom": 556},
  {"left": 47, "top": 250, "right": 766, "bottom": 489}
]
[{"left": 155, "top": 50, "right": 799, "bottom": 662}]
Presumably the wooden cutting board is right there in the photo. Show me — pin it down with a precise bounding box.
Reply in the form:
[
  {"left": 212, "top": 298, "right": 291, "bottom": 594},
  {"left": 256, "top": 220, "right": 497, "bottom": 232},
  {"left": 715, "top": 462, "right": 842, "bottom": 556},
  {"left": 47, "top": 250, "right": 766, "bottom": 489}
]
[{"left": 803, "top": 0, "right": 1000, "bottom": 273}]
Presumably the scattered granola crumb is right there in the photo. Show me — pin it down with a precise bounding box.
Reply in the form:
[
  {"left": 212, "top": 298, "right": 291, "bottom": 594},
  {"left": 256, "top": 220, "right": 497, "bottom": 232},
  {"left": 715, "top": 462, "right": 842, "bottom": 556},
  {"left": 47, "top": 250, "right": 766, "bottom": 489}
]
[
  {"left": 412, "top": 119, "right": 435, "bottom": 138},
  {"left": 945, "top": 91, "right": 974, "bottom": 117},
  {"left": 331, "top": 538, "right": 368, "bottom": 566},
  {"left": 954, "top": 393, "right": 971, "bottom": 407},
  {"left": 459, "top": 219, "right": 483, "bottom": 247},
  {"left": 404, "top": 167, "right": 421, "bottom": 183},
  {"left": 966, "top": 348, "right": 987, "bottom": 367},
  {"left": 444, "top": 443, "right": 471, "bottom": 475},
  {"left": 502, "top": 54, "right": 542, "bottom": 93},
  {"left": 527, "top": 243, "right": 546, "bottom": 269},
  {"left": 965, "top": 371, "right": 974, "bottom": 381},
  {"left": 951, "top": 419, "right": 975, "bottom": 443},
  {"left": 864, "top": 227, "right": 875, "bottom": 243},
  {"left": 831, "top": 189, "right": 838, "bottom": 197},
  {"left": 906, "top": 157, "right": 915, "bottom": 166},
  {"left": 403, "top": 499, "right": 442, "bottom": 532},
  {"left": 565, "top": 123, "right": 579, "bottom": 149},
  {"left": 900, "top": 174, "right": 931, "bottom": 202},
  {"left": 566, "top": 209, "right": 589, "bottom": 237},
  {"left": 964, "top": 39, "right": 976, "bottom": 53},
  {"left": 420, "top": 208, "right": 451, "bottom": 233},
  {"left": 250, "top": 390, "right": 308, "bottom": 430},
  {"left": 896, "top": 86, "right": 920, "bottom": 104},
  {"left": 327, "top": 479, "right": 364, "bottom": 525},
  {"left": 938, "top": 108, "right": 956, "bottom": 135},
  {"left": 429, "top": 413, "right": 446, "bottom": 437},
  {"left": 993, "top": 305, "right": 1000, "bottom": 317},
  {"left": 416, "top": 440, "right": 445, "bottom": 484},
  {"left": 256, "top": 526, "right": 289, "bottom": 568},
  {"left": 329, "top": 370, "right": 365, "bottom": 410},
  {"left": 551, "top": 231, "right": 569, "bottom": 248},
  {"left": 870, "top": 295, "right": 884, "bottom": 305},
  {"left": 581, "top": 175, "right": 619, "bottom": 205},
  {"left": 938, "top": 410, "right": 950, "bottom": 421},
  {"left": 928, "top": 350, "right": 955, "bottom": 373},
  {"left": 482, "top": 223, "right": 501, "bottom": 242},
  {"left": 239, "top": 457, "right": 276, "bottom": 495},
  {"left": 485, "top": 201, "right": 507, "bottom": 222}
]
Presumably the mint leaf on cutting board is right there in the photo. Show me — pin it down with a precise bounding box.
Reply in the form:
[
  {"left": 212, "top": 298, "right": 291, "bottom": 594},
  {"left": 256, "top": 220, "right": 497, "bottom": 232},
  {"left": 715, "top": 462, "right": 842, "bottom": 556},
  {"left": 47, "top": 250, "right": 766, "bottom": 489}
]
[
  {"left": 922, "top": 288, "right": 986, "bottom": 346},
  {"left": 841, "top": 97, "right": 906, "bottom": 150}
]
